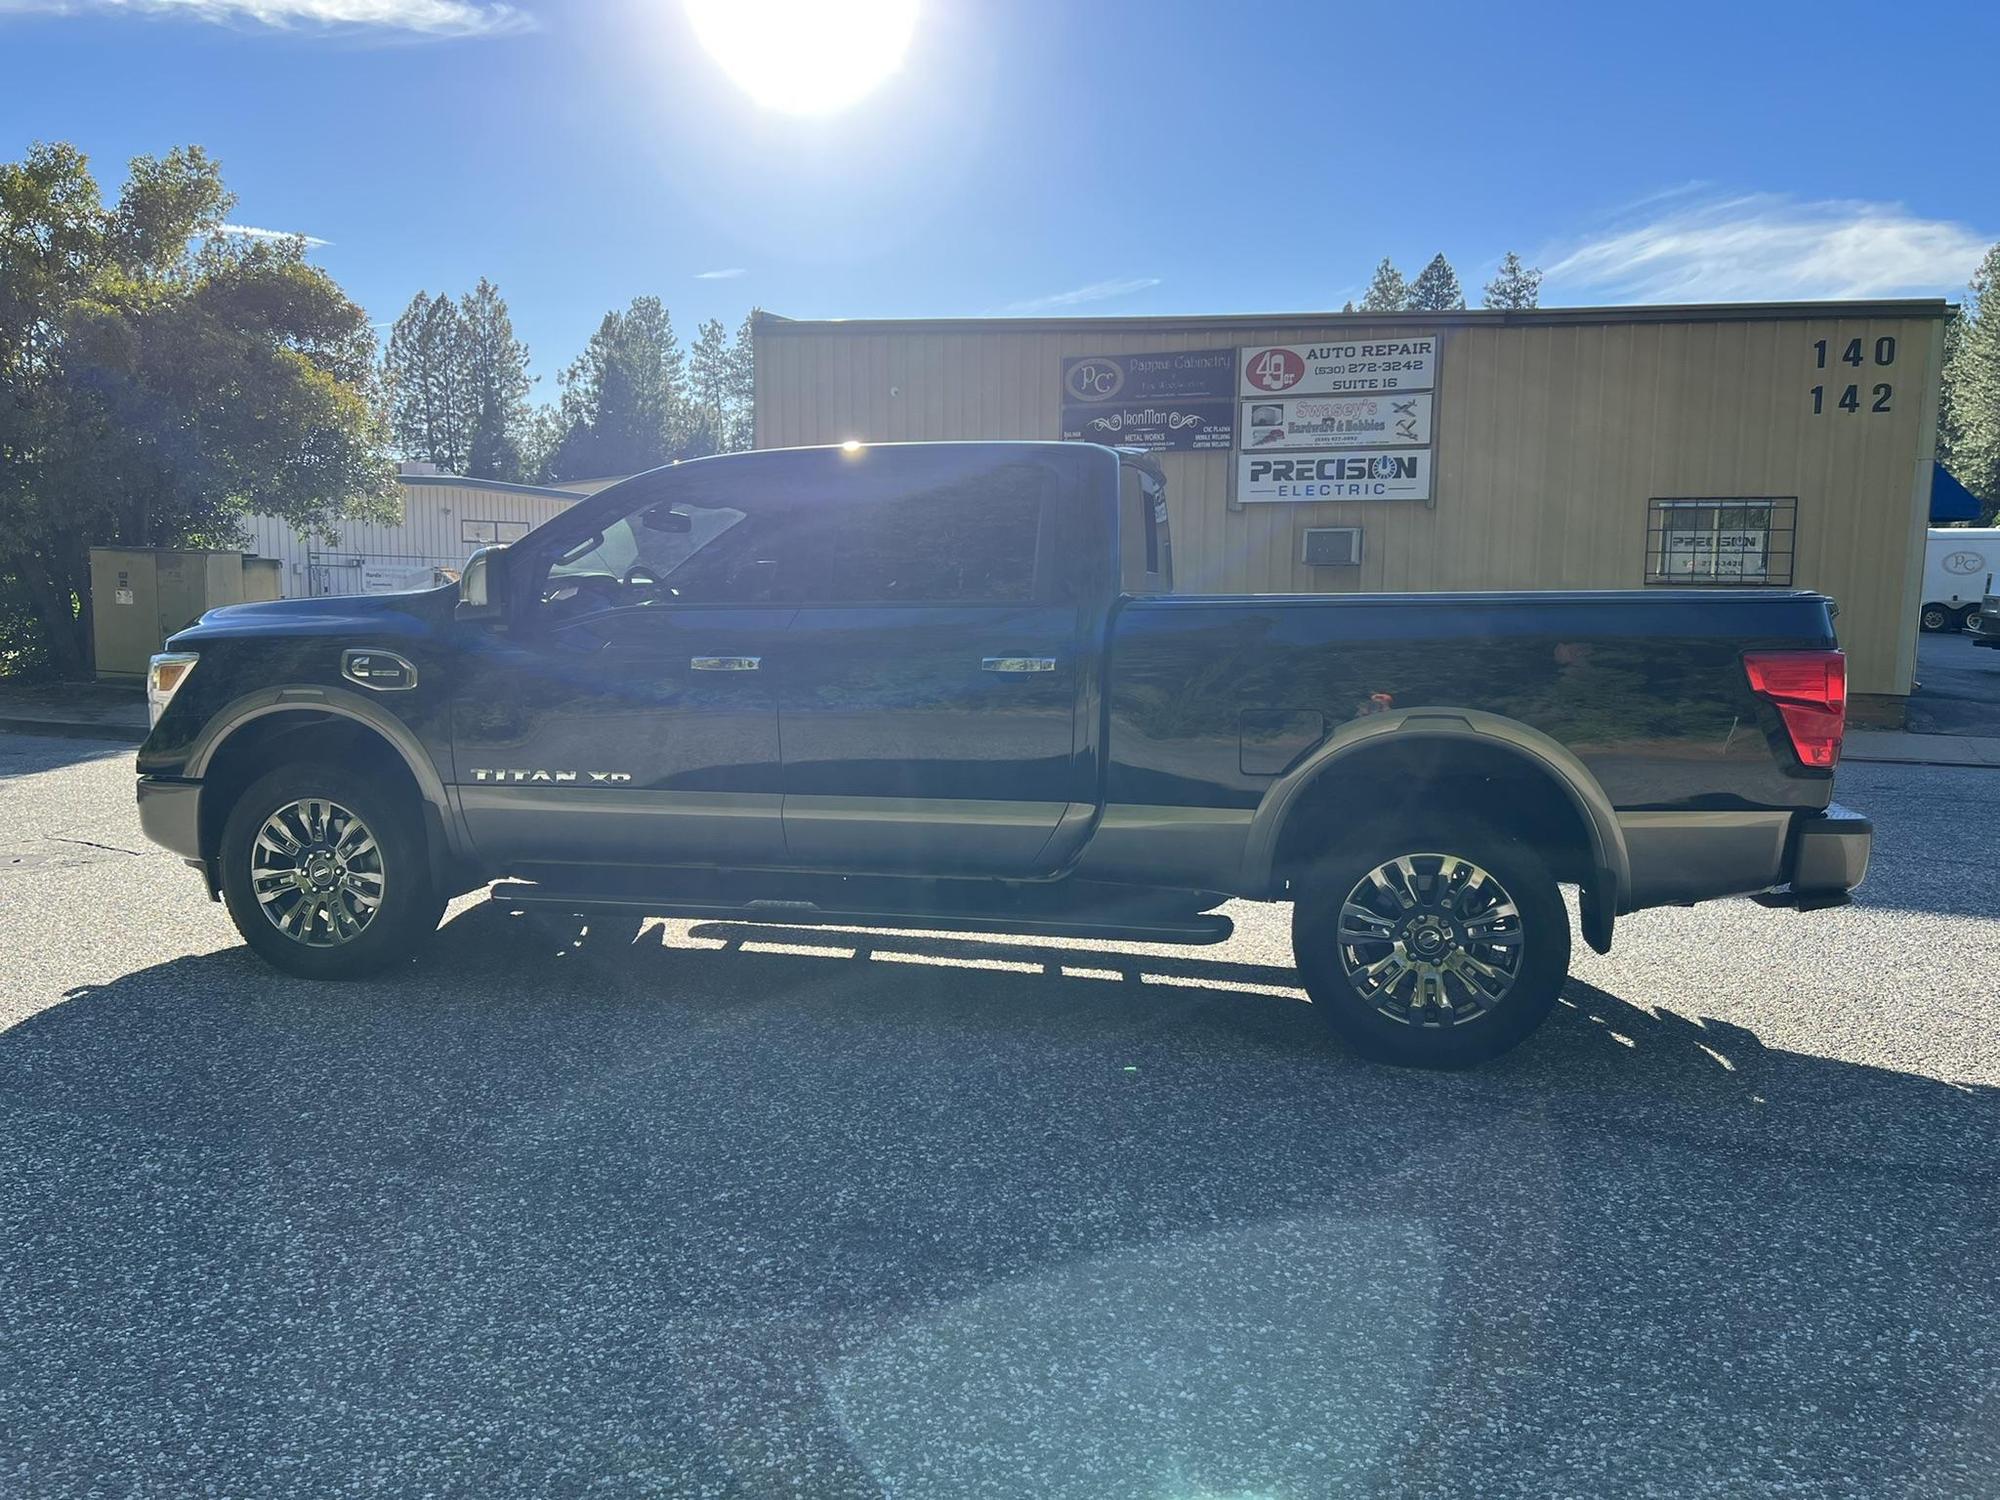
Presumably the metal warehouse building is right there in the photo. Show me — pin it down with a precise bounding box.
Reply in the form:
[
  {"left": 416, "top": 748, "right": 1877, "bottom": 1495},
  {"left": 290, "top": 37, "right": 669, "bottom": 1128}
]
[{"left": 753, "top": 300, "right": 1948, "bottom": 718}]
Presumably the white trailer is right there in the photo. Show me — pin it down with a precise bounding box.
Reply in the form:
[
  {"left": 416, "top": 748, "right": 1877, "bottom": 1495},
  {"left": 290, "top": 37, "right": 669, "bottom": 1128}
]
[{"left": 1920, "top": 528, "right": 2000, "bottom": 631}]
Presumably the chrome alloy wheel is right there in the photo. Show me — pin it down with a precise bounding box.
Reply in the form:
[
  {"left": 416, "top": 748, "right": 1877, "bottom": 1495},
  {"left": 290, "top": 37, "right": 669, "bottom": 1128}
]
[
  {"left": 249, "top": 798, "right": 386, "bottom": 947},
  {"left": 1335, "top": 853, "right": 1525, "bottom": 1026}
]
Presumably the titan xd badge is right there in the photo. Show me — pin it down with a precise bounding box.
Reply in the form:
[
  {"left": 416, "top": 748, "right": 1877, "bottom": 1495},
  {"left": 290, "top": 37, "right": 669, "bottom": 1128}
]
[{"left": 468, "top": 769, "right": 634, "bottom": 783}]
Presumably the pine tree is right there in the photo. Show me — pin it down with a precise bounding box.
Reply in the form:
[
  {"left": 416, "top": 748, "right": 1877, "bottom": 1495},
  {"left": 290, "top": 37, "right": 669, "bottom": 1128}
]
[
  {"left": 1481, "top": 251, "right": 1542, "bottom": 310},
  {"left": 1341, "top": 300, "right": 1357, "bottom": 314},
  {"left": 1408, "top": 254, "right": 1465, "bottom": 312},
  {"left": 384, "top": 290, "right": 478, "bottom": 472},
  {"left": 1941, "top": 242, "right": 2000, "bottom": 521},
  {"left": 547, "top": 297, "right": 688, "bottom": 479},
  {"left": 725, "top": 311, "right": 756, "bottom": 451},
  {"left": 1358, "top": 258, "right": 1408, "bottom": 313},
  {"left": 688, "top": 317, "right": 732, "bottom": 444},
  {"left": 460, "top": 277, "right": 532, "bottom": 482}
]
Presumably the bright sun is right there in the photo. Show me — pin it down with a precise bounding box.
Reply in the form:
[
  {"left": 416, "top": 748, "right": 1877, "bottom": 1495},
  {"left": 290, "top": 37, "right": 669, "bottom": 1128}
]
[{"left": 684, "top": 0, "right": 919, "bottom": 116}]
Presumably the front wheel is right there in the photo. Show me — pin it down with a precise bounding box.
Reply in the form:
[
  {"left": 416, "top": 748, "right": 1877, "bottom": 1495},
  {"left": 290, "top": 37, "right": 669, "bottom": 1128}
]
[
  {"left": 1290, "top": 825, "right": 1570, "bottom": 1067},
  {"left": 1920, "top": 603, "right": 1950, "bottom": 632},
  {"left": 220, "top": 763, "right": 444, "bottom": 979}
]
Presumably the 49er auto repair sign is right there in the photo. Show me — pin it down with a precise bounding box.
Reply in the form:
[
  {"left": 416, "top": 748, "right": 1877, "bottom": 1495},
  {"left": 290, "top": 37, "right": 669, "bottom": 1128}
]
[{"left": 1239, "top": 338, "right": 1438, "bottom": 397}]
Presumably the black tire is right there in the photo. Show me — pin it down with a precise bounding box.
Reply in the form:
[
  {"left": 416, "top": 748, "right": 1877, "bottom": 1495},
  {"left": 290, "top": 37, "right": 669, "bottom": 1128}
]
[
  {"left": 219, "top": 762, "right": 444, "bottom": 979},
  {"left": 1953, "top": 606, "right": 1978, "bottom": 633},
  {"left": 1290, "top": 823, "right": 1570, "bottom": 1067},
  {"left": 1920, "top": 604, "right": 1949, "bottom": 632}
]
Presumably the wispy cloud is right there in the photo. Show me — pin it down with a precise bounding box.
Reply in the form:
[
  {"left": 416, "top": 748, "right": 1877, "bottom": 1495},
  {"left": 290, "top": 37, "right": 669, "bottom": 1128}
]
[
  {"left": 1546, "top": 193, "right": 1990, "bottom": 303},
  {"left": 694, "top": 268, "right": 747, "bottom": 280},
  {"left": 0, "top": 0, "right": 533, "bottom": 38},
  {"left": 217, "top": 222, "right": 330, "bottom": 246},
  {"left": 1003, "top": 276, "right": 1162, "bottom": 315}
]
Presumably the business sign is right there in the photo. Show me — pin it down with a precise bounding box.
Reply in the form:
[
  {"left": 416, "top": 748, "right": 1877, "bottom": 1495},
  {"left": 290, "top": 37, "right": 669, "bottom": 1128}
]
[
  {"left": 1063, "top": 400, "right": 1234, "bottom": 450},
  {"left": 1239, "top": 338, "right": 1439, "bottom": 397},
  {"left": 1237, "top": 450, "right": 1433, "bottom": 503},
  {"left": 1662, "top": 530, "right": 1768, "bottom": 580},
  {"left": 361, "top": 563, "right": 437, "bottom": 594},
  {"left": 1243, "top": 392, "right": 1433, "bottom": 451},
  {"left": 1062, "top": 348, "right": 1236, "bottom": 452}
]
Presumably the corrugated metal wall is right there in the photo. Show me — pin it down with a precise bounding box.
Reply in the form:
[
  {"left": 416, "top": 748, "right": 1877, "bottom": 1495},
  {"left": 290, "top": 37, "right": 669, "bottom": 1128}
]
[
  {"left": 755, "top": 307, "right": 1943, "bottom": 699},
  {"left": 244, "top": 479, "right": 584, "bottom": 599}
]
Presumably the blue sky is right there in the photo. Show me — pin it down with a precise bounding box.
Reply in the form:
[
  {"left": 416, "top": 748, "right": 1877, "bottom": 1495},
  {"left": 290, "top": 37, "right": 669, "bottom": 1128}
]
[{"left": 3, "top": 0, "right": 1997, "bottom": 393}]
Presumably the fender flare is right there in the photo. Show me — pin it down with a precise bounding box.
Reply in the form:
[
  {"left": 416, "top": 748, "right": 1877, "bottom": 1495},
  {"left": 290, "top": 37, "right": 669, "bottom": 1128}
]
[
  {"left": 184, "top": 684, "right": 469, "bottom": 865},
  {"left": 1241, "top": 707, "right": 1630, "bottom": 949}
]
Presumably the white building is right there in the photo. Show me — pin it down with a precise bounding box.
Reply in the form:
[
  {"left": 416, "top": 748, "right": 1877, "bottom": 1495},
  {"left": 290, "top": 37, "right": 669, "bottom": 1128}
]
[{"left": 244, "top": 465, "right": 606, "bottom": 598}]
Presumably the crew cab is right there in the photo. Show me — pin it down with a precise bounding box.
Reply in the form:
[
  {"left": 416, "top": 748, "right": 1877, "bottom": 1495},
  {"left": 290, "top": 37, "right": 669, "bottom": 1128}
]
[{"left": 136, "top": 441, "right": 1870, "bottom": 1065}]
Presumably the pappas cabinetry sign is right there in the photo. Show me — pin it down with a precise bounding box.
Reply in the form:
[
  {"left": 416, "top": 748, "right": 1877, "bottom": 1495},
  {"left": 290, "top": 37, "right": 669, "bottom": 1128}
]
[{"left": 1061, "top": 349, "right": 1235, "bottom": 452}]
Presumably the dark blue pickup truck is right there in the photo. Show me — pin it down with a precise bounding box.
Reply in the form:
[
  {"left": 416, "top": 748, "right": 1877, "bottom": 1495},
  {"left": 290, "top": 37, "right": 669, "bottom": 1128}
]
[{"left": 136, "top": 441, "right": 1869, "bottom": 1065}]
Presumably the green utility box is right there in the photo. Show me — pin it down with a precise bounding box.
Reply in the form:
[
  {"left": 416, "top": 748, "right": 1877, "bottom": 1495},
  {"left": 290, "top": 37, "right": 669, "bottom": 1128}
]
[{"left": 89, "top": 547, "right": 267, "bottom": 682}]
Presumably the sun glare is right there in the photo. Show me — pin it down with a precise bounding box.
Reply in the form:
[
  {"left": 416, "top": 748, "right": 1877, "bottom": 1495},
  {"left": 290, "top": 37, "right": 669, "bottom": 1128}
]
[{"left": 684, "top": 0, "right": 919, "bottom": 116}]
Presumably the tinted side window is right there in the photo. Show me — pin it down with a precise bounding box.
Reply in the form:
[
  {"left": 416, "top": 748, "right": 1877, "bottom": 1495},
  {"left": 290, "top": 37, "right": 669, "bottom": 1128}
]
[
  {"left": 537, "top": 499, "right": 781, "bottom": 619},
  {"left": 789, "top": 459, "right": 1046, "bottom": 604}
]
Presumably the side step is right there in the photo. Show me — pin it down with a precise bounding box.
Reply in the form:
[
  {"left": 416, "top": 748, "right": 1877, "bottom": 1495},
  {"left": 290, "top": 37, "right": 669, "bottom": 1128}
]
[{"left": 488, "top": 884, "right": 1235, "bottom": 946}]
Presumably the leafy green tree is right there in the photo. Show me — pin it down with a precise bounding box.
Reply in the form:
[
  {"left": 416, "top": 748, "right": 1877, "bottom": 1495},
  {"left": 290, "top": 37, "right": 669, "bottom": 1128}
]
[
  {"left": 1408, "top": 253, "right": 1466, "bottom": 311},
  {"left": 0, "top": 142, "right": 394, "bottom": 676},
  {"left": 461, "top": 277, "right": 532, "bottom": 481},
  {"left": 1940, "top": 242, "right": 2000, "bottom": 522},
  {"left": 1358, "top": 258, "right": 1408, "bottom": 313},
  {"left": 1482, "top": 251, "right": 1542, "bottom": 310}
]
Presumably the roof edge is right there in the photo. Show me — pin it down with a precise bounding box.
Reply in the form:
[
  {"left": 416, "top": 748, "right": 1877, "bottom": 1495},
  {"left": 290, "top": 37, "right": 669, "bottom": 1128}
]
[
  {"left": 754, "top": 299, "right": 1954, "bottom": 337},
  {"left": 399, "top": 474, "right": 588, "bottom": 501}
]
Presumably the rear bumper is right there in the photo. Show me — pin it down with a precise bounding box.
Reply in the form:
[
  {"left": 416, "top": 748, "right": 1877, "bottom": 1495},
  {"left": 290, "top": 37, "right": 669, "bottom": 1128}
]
[
  {"left": 1618, "top": 803, "right": 1871, "bottom": 911},
  {"left": 136, "top": 775, "right": 203, "bottom": 862}
]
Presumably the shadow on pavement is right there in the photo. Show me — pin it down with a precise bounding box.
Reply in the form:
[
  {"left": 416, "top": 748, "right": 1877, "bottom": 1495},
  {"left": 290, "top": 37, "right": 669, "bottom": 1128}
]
[{"left": 3, "top": 901, "right": 1997, "bottom": 1498}]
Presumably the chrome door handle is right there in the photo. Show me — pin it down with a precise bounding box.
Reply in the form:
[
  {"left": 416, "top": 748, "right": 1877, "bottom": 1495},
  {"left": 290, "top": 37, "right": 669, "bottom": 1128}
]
[
  {"left": 982, "top": 656, "right": 1057, "bottom": 673},
  {"left": 691, "top": 655, "right": 760, "bottom": 671}
]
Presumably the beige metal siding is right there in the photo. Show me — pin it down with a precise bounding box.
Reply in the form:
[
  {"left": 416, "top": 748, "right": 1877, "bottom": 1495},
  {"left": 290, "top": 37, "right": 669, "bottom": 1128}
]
[{"left": 756, "top": 307, "right": 1942, "bottom": 698}]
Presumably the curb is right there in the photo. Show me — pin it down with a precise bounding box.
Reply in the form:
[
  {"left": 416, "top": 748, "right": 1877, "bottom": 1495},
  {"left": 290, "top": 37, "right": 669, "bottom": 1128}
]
[
  {"left": 0, "top": 716, "right": 147, "bottom": 745},
  {"left": 1843, "top": 752, "right": 2000, "bottom": 770}
]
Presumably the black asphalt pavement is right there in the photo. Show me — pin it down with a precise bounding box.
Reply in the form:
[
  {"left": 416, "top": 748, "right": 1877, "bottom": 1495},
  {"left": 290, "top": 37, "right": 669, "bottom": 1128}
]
[
  {"left": 1910, "top": 628, "right": 2000, "bottom": 736},
  {"left": 1, "top": 733, "right": 1996, "bottom": 1498}
]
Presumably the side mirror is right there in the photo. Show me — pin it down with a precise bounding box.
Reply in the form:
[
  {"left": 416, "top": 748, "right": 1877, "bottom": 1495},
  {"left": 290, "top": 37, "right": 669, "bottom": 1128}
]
[
  {"left": 641, "top": 505, "right": 693, "bottom": 534},
  {"left": 457, "top": 544, "right": 512, "bottom": 623}
]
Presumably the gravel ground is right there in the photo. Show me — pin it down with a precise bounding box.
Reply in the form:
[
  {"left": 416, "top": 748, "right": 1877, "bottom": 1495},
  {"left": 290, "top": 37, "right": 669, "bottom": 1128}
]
[{"left": 1, "top": 734, "right": 1996, "bottom": 1499}]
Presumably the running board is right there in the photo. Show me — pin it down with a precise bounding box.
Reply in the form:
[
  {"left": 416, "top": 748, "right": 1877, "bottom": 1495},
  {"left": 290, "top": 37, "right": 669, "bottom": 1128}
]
[{"left": 488, "top": 884, "right": 1234, "bottom": 946}]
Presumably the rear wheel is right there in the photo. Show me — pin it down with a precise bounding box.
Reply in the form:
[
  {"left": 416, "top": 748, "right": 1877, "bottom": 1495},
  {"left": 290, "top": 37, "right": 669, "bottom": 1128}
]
[
  {"left": 220, "top": 763, "right": 443, "bottom": 978},
  {"left": 1290, "top": 825, "right": 1570, "bottom": 1066},
  {"left": 1921, "top": 603, "right": 1950, "bottom": 632}
]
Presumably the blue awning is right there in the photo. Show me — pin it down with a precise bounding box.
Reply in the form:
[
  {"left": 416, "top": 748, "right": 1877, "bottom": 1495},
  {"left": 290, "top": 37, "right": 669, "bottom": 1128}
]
[{"left": 1932, "top": 462, "right": 1982, "bottom": 522}]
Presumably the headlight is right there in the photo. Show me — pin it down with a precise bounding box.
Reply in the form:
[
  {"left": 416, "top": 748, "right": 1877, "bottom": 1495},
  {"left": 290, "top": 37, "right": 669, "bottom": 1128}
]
[{"left": 146, "top": 652, "right": 199, "bottom": 726}]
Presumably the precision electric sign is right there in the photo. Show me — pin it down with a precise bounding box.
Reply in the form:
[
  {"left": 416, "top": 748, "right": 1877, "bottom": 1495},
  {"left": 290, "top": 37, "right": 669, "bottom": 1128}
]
[{"left": 1239, "top": 451, "right": 1433, "bottom": 503}]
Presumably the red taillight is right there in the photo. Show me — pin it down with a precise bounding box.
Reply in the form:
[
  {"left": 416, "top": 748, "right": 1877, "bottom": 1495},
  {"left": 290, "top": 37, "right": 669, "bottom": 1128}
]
[{"left": 1744, "top": 650, "right": 1847, "bottom": 769}]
